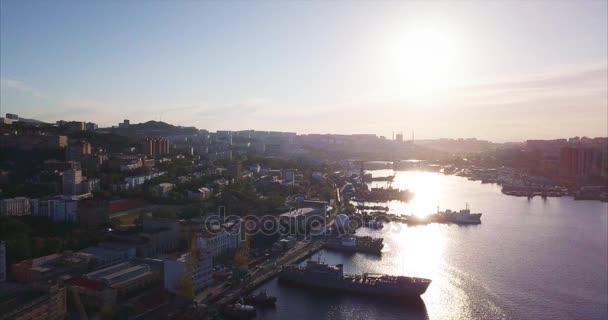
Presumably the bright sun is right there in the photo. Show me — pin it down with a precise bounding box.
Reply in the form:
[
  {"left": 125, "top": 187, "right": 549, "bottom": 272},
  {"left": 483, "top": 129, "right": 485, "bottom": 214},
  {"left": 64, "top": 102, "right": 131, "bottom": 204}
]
[{"left": 378, "top": 24, "right": 467, "bottom": 97}]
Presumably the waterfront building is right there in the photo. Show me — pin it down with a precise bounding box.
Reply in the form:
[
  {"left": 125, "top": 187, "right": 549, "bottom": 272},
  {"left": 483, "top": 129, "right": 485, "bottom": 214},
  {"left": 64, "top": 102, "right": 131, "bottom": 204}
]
[{"left": 280, "top": 203, "right": 327, "bottom": 230}]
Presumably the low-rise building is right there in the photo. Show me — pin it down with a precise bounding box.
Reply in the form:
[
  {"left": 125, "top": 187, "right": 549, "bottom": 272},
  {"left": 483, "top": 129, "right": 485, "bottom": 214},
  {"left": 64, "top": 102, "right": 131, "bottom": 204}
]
[
  {"left": 279, "top": 206, "right": 326, "bottom": 229},
  {"left": 65, "top": 261, "right": 158, "bottom": 312},
  {"left": 198, "top": 221, "right": 241, "bottom": 257},
  {"left": 0, "top": 134, "right": 67, "bottom": 151},
  {"left": 119, "top": 172, "right": 167, "bottom": 190},
  {"left": 187, "top": 187, "right": 211, "bottom": 200},
  {"left": 143, "top": 159, "right": 155, "bottom": 169},
  {"left": 164, "top": 236, "right": 213, "bottom": 298},
  {"left": 11, "top": 253, "right": 91, "bottom": 283},
  {"left": 0, "top": 197, "right": 31, "bottom": 216},
  {"left": 153, "top": 183, "right": 174, "bottom": 197},
  {"left": 142, "top": 217, "right": 181, "bottom": 255},
  {"left": 78, "top": 244, "right": 135, "bottom": 270},
  {"left": 81, "top": 179, "right": 100, "bottom": 193},
  {"left": 34, "top": 197, "right": 79, "bottom": 222}
]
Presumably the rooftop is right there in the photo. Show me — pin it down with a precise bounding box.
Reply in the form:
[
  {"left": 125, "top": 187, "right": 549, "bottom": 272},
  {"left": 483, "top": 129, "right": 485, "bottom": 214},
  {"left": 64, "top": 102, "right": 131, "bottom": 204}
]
[
  {"left": 65, "top": 277, "right": 106, "bottom": 291},
  {"left": 279, "top": 207, "right": 318, "bottom": 218}
]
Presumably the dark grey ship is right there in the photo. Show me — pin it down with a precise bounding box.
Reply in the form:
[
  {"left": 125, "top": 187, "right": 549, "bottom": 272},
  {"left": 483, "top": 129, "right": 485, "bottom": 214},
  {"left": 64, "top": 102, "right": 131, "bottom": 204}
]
[
  {"left": 324, "top": 236, "right": 384, "bottom": 254},
  {"left": 278, "top": 261, "right": 431, "bottom": 297}
]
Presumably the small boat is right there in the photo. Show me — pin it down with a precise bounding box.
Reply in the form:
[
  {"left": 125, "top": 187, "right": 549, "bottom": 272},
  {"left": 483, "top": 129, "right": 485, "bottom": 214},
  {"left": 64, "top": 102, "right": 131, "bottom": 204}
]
[
  {"left": 364, "top": 219, "right": 384, "bottom": 229},
  {"left": 243, "top": 290, "right": 277, "bottom": 307},
  {"left": 222, "top": 303, "right": 256, "bottom": 319}
]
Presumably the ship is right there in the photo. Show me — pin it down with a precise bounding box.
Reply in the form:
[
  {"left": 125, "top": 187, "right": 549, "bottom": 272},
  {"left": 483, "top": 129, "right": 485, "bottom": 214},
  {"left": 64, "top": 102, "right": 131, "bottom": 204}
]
[
  {"left": 437, "top": 204, "right": 482, "bottom": 224},
  {"left": 279, "top": 261, "right": 431, "bottom": 298},
  {"left": 324, "top": 235, "right": 384, "bottom": 254}
]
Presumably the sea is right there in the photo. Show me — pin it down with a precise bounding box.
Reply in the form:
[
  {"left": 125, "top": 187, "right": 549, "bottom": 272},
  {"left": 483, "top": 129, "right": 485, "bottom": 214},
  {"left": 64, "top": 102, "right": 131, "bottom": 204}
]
[{"left": 252, "top": 170, "right": 608, "bottom": 320}]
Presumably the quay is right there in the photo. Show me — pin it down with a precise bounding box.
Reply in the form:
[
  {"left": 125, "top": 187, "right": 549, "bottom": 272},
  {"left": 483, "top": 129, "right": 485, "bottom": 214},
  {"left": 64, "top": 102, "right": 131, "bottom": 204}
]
[{"left": 211, "top": 240, "right": 325, "bottom": 306}]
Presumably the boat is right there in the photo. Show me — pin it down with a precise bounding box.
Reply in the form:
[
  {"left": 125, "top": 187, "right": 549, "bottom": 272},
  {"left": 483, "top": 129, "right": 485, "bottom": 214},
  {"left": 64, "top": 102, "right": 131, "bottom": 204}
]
[
  {"left": 222, "top": 303, "right": 256, "bottom": 319},
  {"left": 324, "top": 236, "right": 384, "bottom": 254},
  {"left": 437, "top": 204, "right": 482, "bottom": 224},
  {"left": 364, "top": 219, "right": 384, "bottom": 229},
  {"left": 279, "top": 261, "right": 431, "bottom": 298},
  {"left": 243, "top": 290, "right": 277, "bottom": 307}
]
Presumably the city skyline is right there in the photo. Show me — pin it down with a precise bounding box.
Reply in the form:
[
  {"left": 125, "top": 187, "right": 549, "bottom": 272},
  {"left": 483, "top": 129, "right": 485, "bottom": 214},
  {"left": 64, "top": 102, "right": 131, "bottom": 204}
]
[{"left": 1, "top": 1, "right": 607, "bottom": 142}]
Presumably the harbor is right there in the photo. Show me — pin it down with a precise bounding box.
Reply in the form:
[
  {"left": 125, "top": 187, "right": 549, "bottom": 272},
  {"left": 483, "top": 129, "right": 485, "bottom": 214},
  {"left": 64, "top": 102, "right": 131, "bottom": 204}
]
[{"left": 248, "top": 171, "right": 607, "bottom": 320}]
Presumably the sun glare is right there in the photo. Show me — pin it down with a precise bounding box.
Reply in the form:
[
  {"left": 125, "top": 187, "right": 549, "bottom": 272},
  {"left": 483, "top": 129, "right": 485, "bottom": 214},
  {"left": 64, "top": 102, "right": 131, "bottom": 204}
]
[{"left": 378, "top": 24, "right": 467, "bottom": 97}]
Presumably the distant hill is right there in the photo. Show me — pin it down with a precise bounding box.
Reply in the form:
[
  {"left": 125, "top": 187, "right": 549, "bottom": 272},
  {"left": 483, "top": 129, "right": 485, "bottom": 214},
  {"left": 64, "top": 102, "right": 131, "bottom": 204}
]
[
  {"left": 14, "top": 117, "right": 47, "bottom": 124},
  {"left": 413, "top": 138, "right": 498, "bottom": 154},
  {"left": 103, "top": 120, "right": 198, "bottom": 138}
]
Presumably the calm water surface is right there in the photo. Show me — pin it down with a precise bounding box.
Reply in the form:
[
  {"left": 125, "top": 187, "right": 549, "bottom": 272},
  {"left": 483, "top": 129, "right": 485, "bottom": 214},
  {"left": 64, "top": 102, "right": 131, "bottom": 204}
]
[{"left": 254, "top": 171, "right": 608, "bottom": 320}]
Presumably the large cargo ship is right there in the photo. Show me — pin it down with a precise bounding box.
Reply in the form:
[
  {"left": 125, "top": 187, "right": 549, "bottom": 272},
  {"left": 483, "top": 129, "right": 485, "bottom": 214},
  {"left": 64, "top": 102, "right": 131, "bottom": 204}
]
[{"left": 279, "top": 261, "right": 431, "bottom": 297}]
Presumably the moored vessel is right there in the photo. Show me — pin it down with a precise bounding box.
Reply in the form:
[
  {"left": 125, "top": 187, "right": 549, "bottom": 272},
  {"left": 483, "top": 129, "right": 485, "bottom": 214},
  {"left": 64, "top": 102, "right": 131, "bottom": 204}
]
[
  {"left": 279, "top": 261, "right": 431, "bottom": 298},
  {"left": 324, "top": 235, "right": 384, "bottom": 254}
]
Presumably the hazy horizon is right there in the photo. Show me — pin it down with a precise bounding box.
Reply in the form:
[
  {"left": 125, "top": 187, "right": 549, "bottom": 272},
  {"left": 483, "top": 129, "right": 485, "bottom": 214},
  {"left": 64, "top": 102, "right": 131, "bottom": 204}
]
[{"left": 1, "top": 1, "right": 607, "bottom": 141}]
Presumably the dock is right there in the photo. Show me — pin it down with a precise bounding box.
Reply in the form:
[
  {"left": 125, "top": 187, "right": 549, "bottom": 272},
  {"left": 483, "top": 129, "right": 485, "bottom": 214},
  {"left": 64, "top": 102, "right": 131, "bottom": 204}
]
[{"left": 213, "top": 240, "right": 325, "bottom": 306}]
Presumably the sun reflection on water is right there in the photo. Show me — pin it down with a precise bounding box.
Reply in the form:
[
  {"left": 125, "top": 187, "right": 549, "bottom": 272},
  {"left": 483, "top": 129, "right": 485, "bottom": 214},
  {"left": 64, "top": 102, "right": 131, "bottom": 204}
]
[
  {"left": 363, "top": 170, "right": 480, "bottom": 319},
  {"left": 368, "top": 170, "right": 445, "bottom": 217}
]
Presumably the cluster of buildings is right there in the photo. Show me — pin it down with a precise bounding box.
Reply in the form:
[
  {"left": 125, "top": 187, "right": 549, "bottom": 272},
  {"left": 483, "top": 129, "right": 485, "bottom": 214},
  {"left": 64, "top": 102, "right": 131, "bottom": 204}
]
[
  {"left": 526, "top": 137, "right": 608, "bottom": 185},
  {"left": 0, "top": 213, "right": 244, "bottom": 318},
  {"left": 143, "top": 138, "right": 170, "bottom": 157},
  {"left": 0, "top": 195, "right": 109, "bottom": 227}
]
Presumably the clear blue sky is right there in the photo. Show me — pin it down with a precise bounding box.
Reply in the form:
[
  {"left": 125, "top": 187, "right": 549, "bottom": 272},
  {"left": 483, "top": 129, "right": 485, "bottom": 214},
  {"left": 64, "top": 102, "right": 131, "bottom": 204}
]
[{"left": 1, "top": 0, "right": 606, "bottom": 141}]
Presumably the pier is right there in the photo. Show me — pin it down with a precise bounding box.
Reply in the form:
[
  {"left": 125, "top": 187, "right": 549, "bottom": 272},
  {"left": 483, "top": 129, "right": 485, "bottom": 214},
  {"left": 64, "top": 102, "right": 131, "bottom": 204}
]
[{"left": 212, "top": 240, "right": 325, "bottom": 306}]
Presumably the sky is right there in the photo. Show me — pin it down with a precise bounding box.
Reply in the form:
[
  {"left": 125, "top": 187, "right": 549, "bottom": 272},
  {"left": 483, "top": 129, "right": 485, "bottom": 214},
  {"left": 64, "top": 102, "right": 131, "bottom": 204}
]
[{"left": 0, "top": 1, "right": 606, "bottom": 142}]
